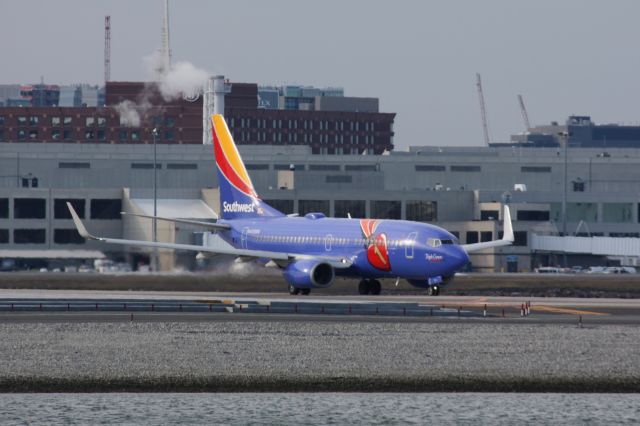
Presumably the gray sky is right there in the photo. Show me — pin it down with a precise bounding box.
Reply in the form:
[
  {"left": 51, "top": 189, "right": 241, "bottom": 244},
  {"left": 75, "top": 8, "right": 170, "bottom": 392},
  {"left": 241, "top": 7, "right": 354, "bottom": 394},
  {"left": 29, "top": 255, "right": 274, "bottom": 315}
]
[{"left": 2, "top": 0, "right": 640, "bottom": 148}]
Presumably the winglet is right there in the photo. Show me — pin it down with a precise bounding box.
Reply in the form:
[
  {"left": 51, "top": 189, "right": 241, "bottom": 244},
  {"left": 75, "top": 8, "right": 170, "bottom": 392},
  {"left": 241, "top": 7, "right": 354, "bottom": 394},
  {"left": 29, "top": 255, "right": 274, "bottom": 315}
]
[
  {"left": 67, "top": 202, "right": 97, "bottom": 240},
  {"left": 461, "top": 204, "right": 514, "bottom": 253},
  {"left": 503, "top": 205, "right": 514, "bottom": 243}
]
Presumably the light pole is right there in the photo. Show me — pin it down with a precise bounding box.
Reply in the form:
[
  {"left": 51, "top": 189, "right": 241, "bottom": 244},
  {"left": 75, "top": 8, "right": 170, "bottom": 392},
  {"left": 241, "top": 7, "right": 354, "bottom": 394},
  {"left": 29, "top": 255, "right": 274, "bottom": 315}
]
[
  {"left": 559, "top": 131, "right": 570, "bottom": 267},
  {"left": 152, "top": 127, "right": 159, "bottom": 272}
]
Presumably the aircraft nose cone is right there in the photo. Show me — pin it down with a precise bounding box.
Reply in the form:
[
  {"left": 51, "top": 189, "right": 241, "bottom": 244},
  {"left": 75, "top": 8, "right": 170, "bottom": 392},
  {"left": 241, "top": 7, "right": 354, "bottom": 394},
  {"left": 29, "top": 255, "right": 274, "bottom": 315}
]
[{"left": 452, "top": 246, "right": 470, "bottom": 270}]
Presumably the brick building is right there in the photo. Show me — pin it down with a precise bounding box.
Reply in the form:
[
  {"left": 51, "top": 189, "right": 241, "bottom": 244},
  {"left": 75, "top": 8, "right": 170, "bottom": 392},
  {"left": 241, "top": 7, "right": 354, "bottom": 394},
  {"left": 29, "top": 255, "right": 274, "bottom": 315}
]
[{"left": 0, "top": 81, "right": 396, "bottom": 154}]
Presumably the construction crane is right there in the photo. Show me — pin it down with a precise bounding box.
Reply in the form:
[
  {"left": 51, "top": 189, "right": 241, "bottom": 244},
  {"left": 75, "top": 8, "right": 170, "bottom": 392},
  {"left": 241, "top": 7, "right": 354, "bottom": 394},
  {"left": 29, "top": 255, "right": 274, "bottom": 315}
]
[
  {"left": 517, "top": 94, "right": 531, "bottom": 130},
  {"left": 104, "top": 16, "right": 111, "bottom": 83},
  {"left": 475, "top": 73, "right": 490, "bottom": 146}
]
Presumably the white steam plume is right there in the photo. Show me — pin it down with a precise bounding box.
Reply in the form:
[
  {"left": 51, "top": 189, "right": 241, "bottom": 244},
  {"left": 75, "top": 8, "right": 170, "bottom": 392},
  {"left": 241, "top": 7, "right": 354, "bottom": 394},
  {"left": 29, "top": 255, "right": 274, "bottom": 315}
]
[{"left": 113, "top": 52, "right": 209, "bottom": 127}]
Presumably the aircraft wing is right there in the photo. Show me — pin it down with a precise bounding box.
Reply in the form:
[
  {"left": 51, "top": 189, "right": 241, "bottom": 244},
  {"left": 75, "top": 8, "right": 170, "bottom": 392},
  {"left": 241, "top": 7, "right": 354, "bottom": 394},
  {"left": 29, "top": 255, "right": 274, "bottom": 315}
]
[
  {"left": 462, "top": 205, "right": 514, "bottom": 253},
  {"left": 67, "top": 203, "right": 352, "bottom": 268},
  {"left": 120, "top": 211, "right": 231, "bottom": 230}
]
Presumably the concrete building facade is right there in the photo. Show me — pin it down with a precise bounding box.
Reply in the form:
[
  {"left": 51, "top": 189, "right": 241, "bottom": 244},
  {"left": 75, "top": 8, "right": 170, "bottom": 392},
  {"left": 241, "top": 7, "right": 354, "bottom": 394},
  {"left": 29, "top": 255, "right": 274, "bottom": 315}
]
[{"left": 1, "top": 142, "right": 639, "bottom": 272}]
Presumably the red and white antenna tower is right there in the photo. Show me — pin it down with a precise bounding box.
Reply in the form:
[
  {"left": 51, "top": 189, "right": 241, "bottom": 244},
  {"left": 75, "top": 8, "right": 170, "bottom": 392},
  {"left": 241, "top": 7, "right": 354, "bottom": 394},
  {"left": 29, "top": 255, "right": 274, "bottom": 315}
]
[{"left": 104, "top": 16, "right": 111, "bottom": 83}]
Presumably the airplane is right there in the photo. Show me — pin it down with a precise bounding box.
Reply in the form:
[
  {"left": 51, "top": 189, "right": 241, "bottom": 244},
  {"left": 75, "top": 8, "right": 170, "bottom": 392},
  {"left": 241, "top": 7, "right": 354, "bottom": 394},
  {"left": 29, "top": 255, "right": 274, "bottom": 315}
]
[{"left": 67, "top": 114, "right": 513, "bottom": 296}]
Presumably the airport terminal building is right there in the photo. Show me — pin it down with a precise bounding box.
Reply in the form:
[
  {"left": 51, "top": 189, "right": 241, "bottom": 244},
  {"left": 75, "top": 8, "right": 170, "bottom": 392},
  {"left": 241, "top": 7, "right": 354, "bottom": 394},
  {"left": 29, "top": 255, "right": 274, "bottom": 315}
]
[{"left": 1, "top": 139, "right": 640, "bottom": 272}]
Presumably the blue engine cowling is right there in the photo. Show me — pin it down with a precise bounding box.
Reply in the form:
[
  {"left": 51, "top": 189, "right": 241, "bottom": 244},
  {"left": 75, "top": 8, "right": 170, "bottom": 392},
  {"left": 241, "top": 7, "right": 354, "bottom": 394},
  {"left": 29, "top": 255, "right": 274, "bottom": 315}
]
[{"left": 283, "top": 259, "right": 335, "bottom": 289}]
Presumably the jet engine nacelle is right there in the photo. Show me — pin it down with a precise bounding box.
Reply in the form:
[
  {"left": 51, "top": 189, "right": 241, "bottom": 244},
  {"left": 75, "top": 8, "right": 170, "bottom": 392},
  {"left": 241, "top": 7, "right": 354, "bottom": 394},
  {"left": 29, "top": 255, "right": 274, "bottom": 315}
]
[{"left": 283, "top": 259, "right": 335, "bottom": 289}]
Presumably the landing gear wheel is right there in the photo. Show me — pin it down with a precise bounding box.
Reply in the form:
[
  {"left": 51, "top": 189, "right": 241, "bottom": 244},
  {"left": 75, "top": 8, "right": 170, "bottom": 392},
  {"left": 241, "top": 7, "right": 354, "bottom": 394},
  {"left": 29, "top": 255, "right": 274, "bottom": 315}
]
[
  {"left": 301, "top": 288, "right": 311, "bottom": 296},
  {"left": 433, "top": 286, "right": 440, "bottom": 296},
  {"left": 427, "top": 286, "right": 435, "bottom": 296},
  {"left": 288, "top": 284, "right": 300, "bottom": 295},
  {"left": 358, "top": 280, "right": 370, "bottom": 295},
  {"left": 370, "top": 280, "right": 382, "bottom": 296}
]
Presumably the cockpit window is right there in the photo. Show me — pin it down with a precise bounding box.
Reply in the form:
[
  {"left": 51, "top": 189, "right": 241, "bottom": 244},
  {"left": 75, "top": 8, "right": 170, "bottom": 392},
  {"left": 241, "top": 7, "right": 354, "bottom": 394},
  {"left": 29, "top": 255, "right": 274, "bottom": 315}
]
[
  {"left": 427, "top": 238, "right": 442, "bottom": 247},
  {"left": 441, "top": 239, "right": 454, "bottom": 245}
]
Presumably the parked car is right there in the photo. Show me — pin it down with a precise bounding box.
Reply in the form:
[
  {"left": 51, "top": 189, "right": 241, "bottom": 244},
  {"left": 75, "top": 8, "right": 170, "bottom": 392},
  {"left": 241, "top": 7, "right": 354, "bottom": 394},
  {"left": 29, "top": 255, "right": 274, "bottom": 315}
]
[{"left": 604, "top": 266, "right": 637, "bottom": 274}]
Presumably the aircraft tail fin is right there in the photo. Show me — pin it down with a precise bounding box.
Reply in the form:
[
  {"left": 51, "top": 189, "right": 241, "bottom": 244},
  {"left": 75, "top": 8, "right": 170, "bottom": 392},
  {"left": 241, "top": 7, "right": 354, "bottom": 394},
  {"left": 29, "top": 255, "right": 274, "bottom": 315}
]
[{"left": 211, "top": 114, "right": 284, "bottom": 220}]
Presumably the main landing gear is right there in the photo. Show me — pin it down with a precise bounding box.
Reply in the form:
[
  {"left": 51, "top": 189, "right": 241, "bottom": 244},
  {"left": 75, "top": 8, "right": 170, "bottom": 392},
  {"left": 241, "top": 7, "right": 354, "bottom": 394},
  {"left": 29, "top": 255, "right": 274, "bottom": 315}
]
[
  {"left": 427, "top": 285, "right": 440, "bottom": 296},
  {"left": 288, "top": 284, "right": 310, "bottom": 296},
  {"left": 358, "top": 279, "right": 382, "bottom": 295}
]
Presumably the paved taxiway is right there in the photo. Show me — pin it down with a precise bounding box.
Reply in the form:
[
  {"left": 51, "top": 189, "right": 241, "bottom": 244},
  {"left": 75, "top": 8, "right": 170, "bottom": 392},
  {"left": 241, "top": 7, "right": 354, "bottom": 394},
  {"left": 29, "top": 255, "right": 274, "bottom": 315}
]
[{"left": 0, "top": 289, "right": 639, "bottom": 324}]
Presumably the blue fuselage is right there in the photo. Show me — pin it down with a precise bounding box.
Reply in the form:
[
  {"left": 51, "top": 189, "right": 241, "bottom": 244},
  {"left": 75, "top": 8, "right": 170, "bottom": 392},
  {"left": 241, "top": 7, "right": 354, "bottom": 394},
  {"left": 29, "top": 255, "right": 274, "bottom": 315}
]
[{"left": 218, "top": 215, "right": 469, "bottom": 286}]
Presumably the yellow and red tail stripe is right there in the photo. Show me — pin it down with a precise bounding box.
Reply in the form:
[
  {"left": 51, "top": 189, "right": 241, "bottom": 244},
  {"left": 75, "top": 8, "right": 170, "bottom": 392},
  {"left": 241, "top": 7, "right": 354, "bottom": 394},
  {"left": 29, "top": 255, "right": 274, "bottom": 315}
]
[{"left": 211, "top": 114, "right": 258, "bottom": 199}]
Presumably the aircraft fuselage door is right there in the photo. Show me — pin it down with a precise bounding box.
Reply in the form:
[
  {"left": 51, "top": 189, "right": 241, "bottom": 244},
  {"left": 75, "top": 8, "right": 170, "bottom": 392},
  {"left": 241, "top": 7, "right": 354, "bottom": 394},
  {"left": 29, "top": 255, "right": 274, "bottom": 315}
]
[
  {"left": 405, "top": 232, "right": 418, "bottom": 259},
  {"left": 324, "top": 234, "right": 333, "bottom": 252},
  {"left": 241, "top": 227, "right": 249, "bottom": 249}
]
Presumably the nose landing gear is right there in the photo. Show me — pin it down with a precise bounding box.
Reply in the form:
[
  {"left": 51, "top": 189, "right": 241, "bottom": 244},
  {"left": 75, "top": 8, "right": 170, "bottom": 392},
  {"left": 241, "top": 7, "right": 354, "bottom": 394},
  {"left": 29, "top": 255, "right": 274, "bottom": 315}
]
[{"left": 427, "top": 285, "right": 440, "bottom": 296}]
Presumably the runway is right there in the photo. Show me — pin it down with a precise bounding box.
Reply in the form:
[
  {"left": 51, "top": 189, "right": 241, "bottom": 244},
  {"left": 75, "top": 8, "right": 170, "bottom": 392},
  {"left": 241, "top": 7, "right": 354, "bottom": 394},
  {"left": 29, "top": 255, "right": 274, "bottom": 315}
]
[{"left": 1, "top": 289, "right": 639, "bottom": 324}]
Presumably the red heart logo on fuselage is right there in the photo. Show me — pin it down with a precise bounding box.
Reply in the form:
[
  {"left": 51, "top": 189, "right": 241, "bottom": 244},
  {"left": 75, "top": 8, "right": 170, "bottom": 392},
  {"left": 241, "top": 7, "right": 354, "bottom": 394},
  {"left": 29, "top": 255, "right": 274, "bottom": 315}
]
[{"left": 367, "top": 233, "right": 391, "bottom": 271}]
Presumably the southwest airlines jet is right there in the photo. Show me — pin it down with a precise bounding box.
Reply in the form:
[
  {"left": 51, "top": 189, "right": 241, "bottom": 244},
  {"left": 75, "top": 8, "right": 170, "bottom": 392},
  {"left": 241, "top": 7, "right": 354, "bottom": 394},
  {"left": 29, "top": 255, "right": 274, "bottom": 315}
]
[{"left": 68, "top": 114, "right": 513, "bottom": 296}]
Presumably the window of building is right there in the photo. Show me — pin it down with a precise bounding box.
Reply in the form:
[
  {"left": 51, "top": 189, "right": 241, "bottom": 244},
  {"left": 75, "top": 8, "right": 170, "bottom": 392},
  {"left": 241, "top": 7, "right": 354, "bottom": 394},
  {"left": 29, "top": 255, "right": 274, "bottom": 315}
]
[
  {"left": 480, "top": 210, "right": 499, "bottom": 220},
  {"left": 326, "top": 175, "right": 352, "bottom": 183},
  {"left": 131, "top": 131, "right": 140, "bottom": 141},
  {"left": 84, "top": 130, "right": 95, "bottom": 140},
  {"left": 85, "top": 117, "right": 95, "bottom": 127},
  {"left": 406, "top": 201, "right": 437, "bottom": 222},
  {"left": 514, "top": 231, "right": 528, "bottom": 246},
  {"left": 466, "top": 231, "right": 479, "bottom": 244},
  {"left": 245, "top": 164, "right": 269, "bottom": 170},
  {"left": 603, "top": 203, "right": 633, "bottom": 223},
  {"left": 480, "top": 231, "right": 493, "bottom": 242},
  {"left": 298, "top": 200, "right": 330, "bottom": 216},
  {"left": 54, "top": 199, "right": 85, "bottom": 219},
  {"left": 63, "top": 116, "right": 72, "bottom": 126},
  {"left": 17, "top": 116, "right": 27, "bottom": 126},
  {"left": 28, "top": 130, "right": 38, "bottom": 140},
  {"left": 167, "top": 163, "right": 197, "bottom": 170},
  {"left": 165, "top": 130, "right": 174, "bottom": 141},
  {"left": 131, "top": 163, "right": 160, "bottom": 169},
  {"left": 335, "top": 200, "right": 365, "bottom": 218},
  {"left": 97, "top": 130, "right": 106, "bottom": 141},
  {"left": 415, "top": 165, "right": 446, "bottom": 172},
  {"left": 14, "top": 229, "right": 46, "bottom": 244},
  {"left": 0, "top": 116, "right": 4, "bottom": 126},
  {"left": 263, "top": 200, "right": 294, "bottom": 215},
  {"left": 14, "top": 198, "right": 46, "bottom": 219},
  {"left": 54, "top": 229, "right": 85, "bottom": 244},
  {"left": 309, "top": 164, "right": 340, "bottom": 171},
  {"left": 0, "top": 129, "right": 4, "bottom": 141},
  {"left": 521, "top": 166, "right": 551, "bottom": 173},
  {"left": 573, "top": 181, "right": 585, "bottom": 192},
  {"left": 51, "top": 117, "right": 61, "bottom": 127},
  {"left": 345, "top": 164, "right": 377, "bottom": 172},
  {"left": 97, "top": 117, "right": 107, "bottom": 127},
  {"left": 517, "top": 210, "right": 550, "bottom": 221},
  {"left": 119, "top": 130, "right": 128, "bottom": 141},
  {"left": 63, "top": 129, "right": 73, "bottom": 141},
  {"left": 550, "top": 203, "right": 598, "bottom": 223},
  {"left": 609, "top": 232, "right": 640, "bottom": 238},
  {"left": 451, "top": 165, "right": 481, "bottom": 172},
  {"left": 0, "top": 229, "right": 8, "bottom": 244},
  {"left": 0, "top": 199, "right": 8, "bottom": 218},
  {"left": 90, "top": 199, "right": 122, "bottom": 220},
  {"left": 165, "top": 117, "right": 175, "bottom": 127},
  {"left": 17, "top": 130, "right": 26, "bottom": 141},
  {"left": 274, "top": 164, "right": 305, "bottom": 171},
  {"left": 51, "top": 129, "right": 61, "bottom": 140},
  {"left": 371, "top": 200, "right": 401, "bottom": 219},
  {"left": 59, "top": 162, "right": 90, "bottom": 169}
]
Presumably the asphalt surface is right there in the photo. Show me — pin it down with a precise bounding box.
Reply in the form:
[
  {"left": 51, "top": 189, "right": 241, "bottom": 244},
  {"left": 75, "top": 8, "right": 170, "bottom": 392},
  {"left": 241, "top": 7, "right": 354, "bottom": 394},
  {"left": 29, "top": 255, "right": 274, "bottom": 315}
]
[{"left": 0, "top": 289, "right": 639, "bottom": 324}]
